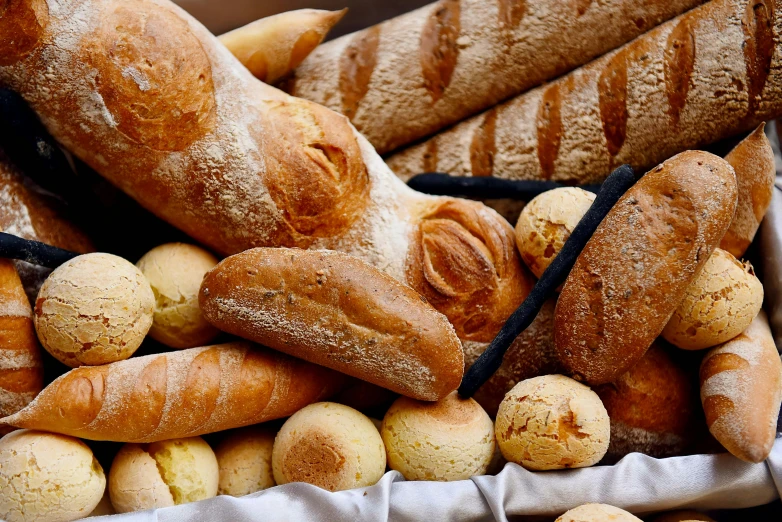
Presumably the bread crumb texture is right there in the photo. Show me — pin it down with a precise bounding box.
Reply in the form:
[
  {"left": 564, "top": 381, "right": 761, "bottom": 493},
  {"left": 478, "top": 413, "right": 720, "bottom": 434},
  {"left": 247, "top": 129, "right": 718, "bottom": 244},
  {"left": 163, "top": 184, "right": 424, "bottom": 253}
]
[
  {"left": 0, "top": 429, "right": 105, "bottom": 522},
  {"left": 496, "top": 375, "right": 609, "bottom": 470},
  {"left": 215, "top": 425, "right": 276, "bottom": 496},
  {"left": 556, "top": 503, "right": 641, "bottom": 521},
  {"left": 34, "top": 253, "right": 154, "bottom": 367},
  {"left": 272, "top": 402, "right": 386, "bottom": 491}
]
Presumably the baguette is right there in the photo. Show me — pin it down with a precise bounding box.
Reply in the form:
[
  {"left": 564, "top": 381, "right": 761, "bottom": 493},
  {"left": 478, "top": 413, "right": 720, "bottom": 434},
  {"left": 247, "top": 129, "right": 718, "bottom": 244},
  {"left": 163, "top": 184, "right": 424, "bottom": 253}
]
[
  {"left": 556, "top": 151, "right": 738, "bottom": 385},
  {"left": 218, "top": 9, "right": 346, "bottom": 85},
  {"left": 700, "top": 310, "right": 782, "bottom": 463},
  {"left": 0, "top": 0, "right": 532, "bottom": 345},
  {"left": 284, "top": 0, "right": 704, "bottom": 154},
  {"left": 388, "top": 0, "right": 782, "bottom": 183},
  {"left": 0, "top": 342, "right": 347, "bottom": 442}
]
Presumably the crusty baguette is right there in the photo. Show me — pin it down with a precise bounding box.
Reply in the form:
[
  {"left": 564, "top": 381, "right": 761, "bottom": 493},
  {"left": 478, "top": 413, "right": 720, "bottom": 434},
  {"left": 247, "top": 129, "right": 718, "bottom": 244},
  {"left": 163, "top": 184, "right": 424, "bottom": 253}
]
[
  {"left": 0, "top": 342, "right": 347, "bottom": 442},
  {"left": 218, "top": 9, "right": 346, "bottom": 84},
  {"left": 700, "top": 310, "right": 782, "bottom": 463},
  {"left": 556, "top": 151, "right": 738, "bottom": 385},
  {"left": 388, "top": 0, "right": 782, "bottom": 183},
  {"left": 0, "top": 0, "right": 532, "bottom": 345},
  {"left": 199, "top": 248, "right": 463, "bottom": 401},
  {"left": 284, "top": 0, "right": 704, "bottom": 154},
  {"left": 720, "top": 123, "right": 776, "bottom": 258}
]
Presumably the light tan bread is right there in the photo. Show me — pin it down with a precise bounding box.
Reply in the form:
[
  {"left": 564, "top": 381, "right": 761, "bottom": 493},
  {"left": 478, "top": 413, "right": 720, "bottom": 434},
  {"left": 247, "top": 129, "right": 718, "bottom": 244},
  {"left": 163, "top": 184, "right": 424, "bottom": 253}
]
[
  {"left": 556, "top": 504, "right": 641, "bottom": 522},
  {"left": 700, "top": 311, "right": 782, "bottom": 463},
  {"left": 285, "top": 0, "right": 704, "bottom": 154},
  {"left": 219, "top": 9, "right": 346, "bottom": 85},
  {"left": 199, "top": 248, "right": 463, "bottom": 401},
  {"left": 556, "top": 151, "right": 738, "bottom": 385},
  {"left": 0, "top": 341, "right": 347, "bottom": 442},
  {"left": 0, "top": 0, "right": 532, "bottom": 345},
  {"left": 388, "top": 0, "right": 782, "bottom": 183}
]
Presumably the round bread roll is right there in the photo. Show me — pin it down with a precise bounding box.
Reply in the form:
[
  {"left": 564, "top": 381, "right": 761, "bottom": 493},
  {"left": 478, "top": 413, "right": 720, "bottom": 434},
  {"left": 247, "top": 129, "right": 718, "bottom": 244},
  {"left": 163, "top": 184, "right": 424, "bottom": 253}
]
[
  {"left": 136, "top": 243, "right": 220, "bottom": 349},
  {"left": 87, "top": 490, "right": 116, "bottom": 517},
  {"left": 496, "top": 375, "right": 609, "bottom": 470},
  {"left": 215, "top": 426, "right": 275, "bottom": 497},
  {"left": 381, "top": 391, "right": 495, "bottom": 481},
  {"left": 514, "top": 188, "right": 595, "bottom": 278},
  {"left": 33, "top": 253, "right": 155, "bottom": 367},
  {"left": 272, "top": 402, "right": 385, "bottom": 491},
  {"left": 653, "top": 510, "right": 715, "bottom": 522},
  {"left": 662, "top": 248, "right": 763, "bottom": 350},
  {"left": 556, "top": 503, "right": 641, "bottom": 521},
  {"left": 0, "top": 430, "right": 105, "bottom": 522},
  {"left": 109, "top": 436, "right": 218, "bottom": 513}
]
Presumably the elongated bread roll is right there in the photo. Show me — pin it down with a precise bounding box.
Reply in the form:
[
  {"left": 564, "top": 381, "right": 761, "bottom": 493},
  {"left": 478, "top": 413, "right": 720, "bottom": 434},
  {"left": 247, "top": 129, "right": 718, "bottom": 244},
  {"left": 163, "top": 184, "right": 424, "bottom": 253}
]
[
  {"left": 700, "top": 311, "right": 782, "bottom": 463},
  {"left": 218, "top": 9, "right": 346, "bottom": 84},
  {"left": 0, "top": 342, "right": 346, "bottom": 442},
  {"left": 556, "top": 151, "right": 738, "bottom": 385},
  {"left": 0, "top": 0, "right": 532, "bottom": 345},
  {"left": 285, "top": 0, "right": 704, "bottom": 154},
  {"left": 388, "top": 0, "right": 782, "bottom": 183},
  {"left": 200, "top": 248, "right": 463, "bottom": 401}
]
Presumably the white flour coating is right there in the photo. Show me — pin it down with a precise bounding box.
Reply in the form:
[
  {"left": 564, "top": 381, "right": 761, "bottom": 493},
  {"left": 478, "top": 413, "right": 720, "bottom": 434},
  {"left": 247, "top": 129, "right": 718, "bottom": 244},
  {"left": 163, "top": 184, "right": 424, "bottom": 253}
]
[{"left": 0, "top": 349, "right": 38, "bottom": 372}]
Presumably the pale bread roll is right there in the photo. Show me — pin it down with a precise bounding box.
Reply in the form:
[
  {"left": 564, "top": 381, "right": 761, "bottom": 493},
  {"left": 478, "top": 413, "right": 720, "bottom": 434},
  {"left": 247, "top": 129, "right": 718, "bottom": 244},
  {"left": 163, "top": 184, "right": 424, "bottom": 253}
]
[{"left": 215, "top": 426, "right": 276, "bottom": 497}]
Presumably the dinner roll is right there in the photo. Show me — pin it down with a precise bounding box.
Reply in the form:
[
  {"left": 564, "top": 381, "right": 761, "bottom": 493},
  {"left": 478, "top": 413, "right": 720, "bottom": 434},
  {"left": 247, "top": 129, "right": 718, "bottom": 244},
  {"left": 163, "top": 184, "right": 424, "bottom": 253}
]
[
  {"left": 514, "top": 187, "right": 595, "bottom": 278},
  {"left": 273, "top": 402, "right": 385, "bottom": 491},
  {"left": 109, "top": 437, "right": 218, "bottom": 513},
  {"left": 0, "top": 430, "right": 105, "bottom": 522},
  {"left": 136, "top": 243, "right": 220, "bottom": 349},
  {"left": 381, "top": 392, "right": 495, "bottom": 481},
  {"left": 215, "top": 426, "right": 276, "bottom": 497},
  {"left": 496, "top": 375, "right": 609, "bottom": 470},
  {"left": 663, "top": 248, "right": 763, "bottom": 350},
  {"left": 556, "top": 503, "right": 641, "bottom": 521},
  {"left": 34, "top": 253, "right": 154, "bottom": 367}
]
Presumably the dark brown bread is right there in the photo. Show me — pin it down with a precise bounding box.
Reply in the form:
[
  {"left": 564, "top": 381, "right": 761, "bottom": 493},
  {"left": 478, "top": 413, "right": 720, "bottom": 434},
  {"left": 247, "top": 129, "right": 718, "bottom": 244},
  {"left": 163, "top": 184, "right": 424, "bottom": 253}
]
[{"left": 555, "top": 151, "right": 738, "bottom": 385}]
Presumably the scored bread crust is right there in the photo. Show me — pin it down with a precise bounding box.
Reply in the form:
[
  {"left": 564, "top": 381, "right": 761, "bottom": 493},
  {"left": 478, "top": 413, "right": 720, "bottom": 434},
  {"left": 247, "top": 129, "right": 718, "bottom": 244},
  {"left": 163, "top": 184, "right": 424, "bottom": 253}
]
[
  {"left": 0, "top": 0, "right": 532, "bottom": 344},
  {"left": 388, "top": 0, "right": 782, "bottom": 184}
]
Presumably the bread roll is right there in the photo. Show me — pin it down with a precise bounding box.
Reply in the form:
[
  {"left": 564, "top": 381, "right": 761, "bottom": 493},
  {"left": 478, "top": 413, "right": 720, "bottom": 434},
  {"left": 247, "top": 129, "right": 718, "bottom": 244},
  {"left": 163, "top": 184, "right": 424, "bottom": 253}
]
[
  {"left": 87, "top": 490, "right": 116, "bottom": 517},
  {"left": 200, "top": 248, "right": 464, "bottom": 401},
  {"left": 219, "top": 9, "right": 345, "bottom": 84},
  {"left": 215, "top": 426, "right": 276, "bottom": 497},
  {"left": 0, "top": 342, "right": 347, "bottom": 442},
  {"left": 556, "top": 504, "right": 641, "bottom": 522},
  {"left": 700, "top": 311, "right": 782, "bottom": 463},
  {"left": 556, "top": 151, "right": 738, "bottom": 385}
]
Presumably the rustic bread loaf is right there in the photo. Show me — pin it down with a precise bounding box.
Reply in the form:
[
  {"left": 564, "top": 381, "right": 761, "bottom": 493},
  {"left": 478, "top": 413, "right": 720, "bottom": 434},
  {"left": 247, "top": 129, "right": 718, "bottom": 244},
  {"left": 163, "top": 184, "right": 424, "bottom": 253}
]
[
  {"left": 0, "top": 342, "right": 347, "bottom": 442},
  {"left": 0, "top": 0, "right": 532, "bottom": 345},
  {"left": 284, "top": 0, "right": 704, "bottom": 154},
  {"left": 555, "top": 151, "right": 738, "bottom": 385},
  {"left": 388, "top": 0, "right": 782, "bottom": 183},
  {"left": 700, "top": 311, "right": 782, "bottom": 463},
  {"left": 200, "top": 248, "right": 463, "bottom": 401}
]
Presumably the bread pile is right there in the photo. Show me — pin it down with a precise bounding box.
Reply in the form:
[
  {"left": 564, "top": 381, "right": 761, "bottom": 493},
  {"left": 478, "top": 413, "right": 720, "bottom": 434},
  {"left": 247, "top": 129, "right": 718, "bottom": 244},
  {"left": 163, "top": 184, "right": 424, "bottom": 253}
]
[{"left": 0, "top": 0, "right": 780, "bottom": 520}]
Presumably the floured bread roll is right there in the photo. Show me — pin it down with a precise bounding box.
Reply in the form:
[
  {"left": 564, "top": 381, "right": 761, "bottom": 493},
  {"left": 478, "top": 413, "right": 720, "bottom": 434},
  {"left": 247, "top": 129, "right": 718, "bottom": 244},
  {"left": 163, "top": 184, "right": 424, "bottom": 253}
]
[{"left": 215, "top": 426, "right": 276, "bottom": 497}]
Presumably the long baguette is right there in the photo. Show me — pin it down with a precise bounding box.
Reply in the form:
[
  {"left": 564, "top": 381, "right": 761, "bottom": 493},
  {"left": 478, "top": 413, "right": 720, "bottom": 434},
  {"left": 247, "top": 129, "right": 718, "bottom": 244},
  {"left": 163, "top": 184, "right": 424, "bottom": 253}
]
[
  {"left": 700, "top": 311, "right": 782, "bottom": 463},
  {"left": 285, "top": 0, "right": 704, "bottom": 154},
  {"left": 388, "top": 0, "right": 782, "bottom": 184},
  {"left": 0, "top": 0, "right": 532, "bottom": 345},
  {"left": 0, "top": 342, "right": 347, "bottom": 442}
]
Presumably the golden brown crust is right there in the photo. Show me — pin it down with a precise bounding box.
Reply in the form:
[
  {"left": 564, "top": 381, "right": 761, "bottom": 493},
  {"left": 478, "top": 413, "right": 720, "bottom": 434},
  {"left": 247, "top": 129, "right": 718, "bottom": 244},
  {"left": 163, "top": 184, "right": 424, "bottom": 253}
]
[
  {"left": 0, "top": 0, "right": 48, "bottom": 66},
  {"left": 199, "top": 248, "right": 463, "bottom": 401},
  {"left": 555, "top": 151, "right": 738, "bottom": 385}
]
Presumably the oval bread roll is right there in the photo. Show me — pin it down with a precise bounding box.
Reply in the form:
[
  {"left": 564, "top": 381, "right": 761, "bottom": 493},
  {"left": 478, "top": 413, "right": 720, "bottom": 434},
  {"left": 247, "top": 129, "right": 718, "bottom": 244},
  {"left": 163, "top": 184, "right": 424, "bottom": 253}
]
[
  {"left": 556, "top": 151, "right": 738, "bottom": 385},
  {"left": 556, "top": 504, "right": 641, "bottom": 521}
]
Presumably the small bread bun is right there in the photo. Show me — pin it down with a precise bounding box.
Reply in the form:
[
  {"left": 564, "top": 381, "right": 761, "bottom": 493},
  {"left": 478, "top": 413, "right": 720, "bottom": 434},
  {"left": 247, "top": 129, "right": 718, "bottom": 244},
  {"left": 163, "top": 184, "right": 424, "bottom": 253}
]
[
  {"left": 136, "top": 243, "right": 220, "bottom": 349},
  {"left": 34, "top": 253, "right": 154, "bottom": 367},
  {"left": 381, "top": 391, "right": 495, "bottom": 481},
  {"left": 496, "top": 375, "right": 609, "bottom": 470},
  {"left": 514, "top": 188, "right": 595, "bottom": 278},
  {"left": 87, "top": 489, "right": 116, "bottom": 517},
  {"left": 0, "top": 430, "right": 105, "bottom": 522},
  {"left": 556, "top": 503, "right": 641, "bottom": 521},
  {"left": 663, "top": 249, "right": 763, "bottom": 350},
  {"left": 272, "top": 402, "right": 385, "bottom": 491},
  {"left": 653, "top": 510, "right": 715, "bottom": 522},
  {"left": 215, "top": 426, "right": 275, "bottom": 497},
  {"left": 109, "top": 437, "right": 218, "bottom": 513}
]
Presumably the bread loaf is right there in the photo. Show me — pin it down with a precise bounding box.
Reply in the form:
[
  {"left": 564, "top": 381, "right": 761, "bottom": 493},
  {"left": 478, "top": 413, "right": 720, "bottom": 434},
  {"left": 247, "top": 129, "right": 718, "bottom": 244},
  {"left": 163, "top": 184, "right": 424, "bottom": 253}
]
[
  {"left": 388, "top": 0, "right": 782, "bottom": 184},
  {"left": 200, "top": 248, "right": 463, "bottom": 401},
  {"left": 218, "top": 9, "right": 345, "bottom": 84},
  {"left": 700, "top": 311, "right": 782, "bottom": 463},
  {"left": 0, "top": 341, "right": 347, "bottom": 442},
  {"left": 285, "top": 0, "right": 704, "bottom": 154},
  {"left": 556, "top": 151, "right": 738, "bottom": 385},
  {"left": 0, "top": 0, "right": 532, "bottom": 345}
]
